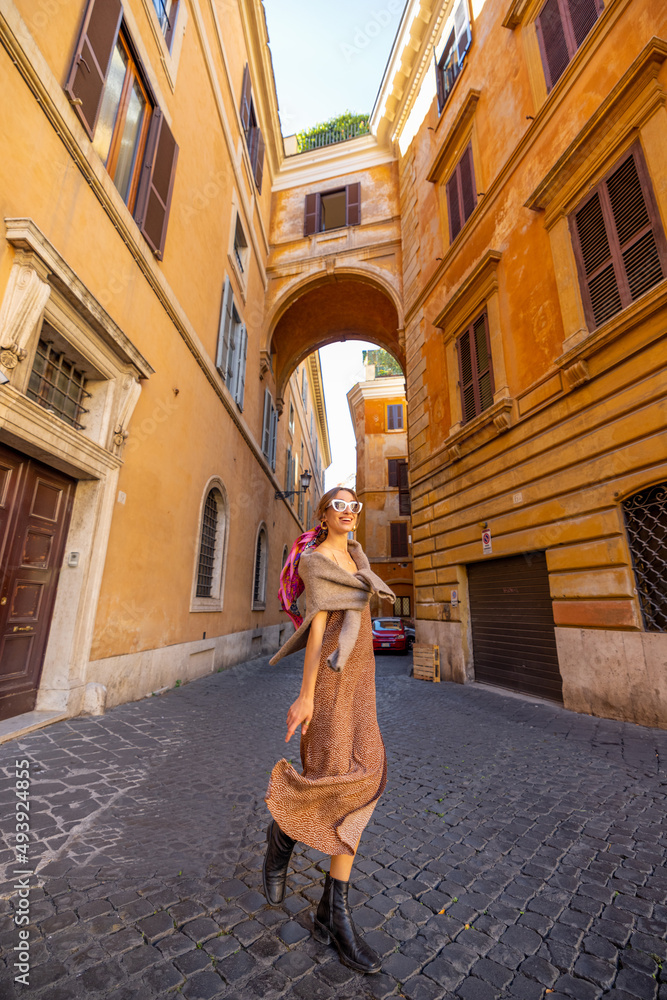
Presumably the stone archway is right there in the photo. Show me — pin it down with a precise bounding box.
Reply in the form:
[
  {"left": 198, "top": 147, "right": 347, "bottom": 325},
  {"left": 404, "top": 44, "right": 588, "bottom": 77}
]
[{"left": 267, "top": 272, "right": 403, "bottom": 409}]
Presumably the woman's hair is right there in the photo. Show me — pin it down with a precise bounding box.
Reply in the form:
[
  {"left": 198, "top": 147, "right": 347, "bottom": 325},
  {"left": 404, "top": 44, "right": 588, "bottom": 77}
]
[
  {"left": 278, "top": 486, "right": 360, "bottom": 629},
  {"left": 314, "top": 485, "right": 359, "bottom": 525}
]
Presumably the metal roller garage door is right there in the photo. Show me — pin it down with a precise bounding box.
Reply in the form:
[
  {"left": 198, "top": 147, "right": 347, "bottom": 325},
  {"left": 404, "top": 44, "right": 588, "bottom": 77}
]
[{"left": 468, "top": 551, "right": 563, "bottom": 703}]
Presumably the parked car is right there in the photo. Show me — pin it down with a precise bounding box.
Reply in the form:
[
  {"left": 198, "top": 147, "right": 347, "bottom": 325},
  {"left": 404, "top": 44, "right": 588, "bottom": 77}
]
[{"left": 371, "top": 617, "right": 410, "bottom": 654}]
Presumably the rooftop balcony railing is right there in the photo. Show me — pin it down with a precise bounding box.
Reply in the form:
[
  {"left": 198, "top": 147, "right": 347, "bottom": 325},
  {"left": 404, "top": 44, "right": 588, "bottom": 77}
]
[{"left": 289, "top": 121, "right": 371, "bottom": 154}]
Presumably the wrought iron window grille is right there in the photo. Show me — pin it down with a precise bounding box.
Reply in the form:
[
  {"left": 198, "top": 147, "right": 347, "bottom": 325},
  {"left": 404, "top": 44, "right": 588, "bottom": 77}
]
[
  {"left": 622, "top": 482, "right": 667, "bottom": 632},
  {"left": 27, "top": 338, "right": 91, "bottom": 430}
]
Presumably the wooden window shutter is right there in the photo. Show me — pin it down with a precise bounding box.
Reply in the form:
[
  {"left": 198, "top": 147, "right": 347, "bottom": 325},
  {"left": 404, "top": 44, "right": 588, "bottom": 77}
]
[
  {"left": 454, "top": 0, "right": 472, "bottom": 61},
  {"left": 135, "top": 109, "right": 179, "bottom": 260},
  {"left": 398, "top": 461, "right": 411, "bottom": 516},
  {"left": 457, "top": 328, "right": 477, "bottom": 423},
  {"left": 253, "top": 129, "right": 265, "bottom": 193},
  {"left": 387, "top": 405, "right": 395, "bottom": 431},
  {"left": 457, "top": 311, "right": 495, "bottom": 422},
  {"left": 388, "top": 459, "right": 399, "bottom": 487},
  {"left": 346, "top": 183, "right": 361, "bottom": 227},
  {"left": 235, "top": 324, "right": 247, "bottom": 409},
  {"left": 269, "top": 406, "right": 278, "bottom": 470},
  {"left": 65, "top": 0, "right": 123, "bottom": 139},
  {"left": 536, "top": 0, "right": 571, "bottom": 90},
  {"left": 570, "top": 146, "right": 666, "bottom": 329},
  {"left": 435, "top": 51, "right": 446, "bottom": 114},
  {"left": 240, "top": 64, "right": 252, "bottom": 134},
  {"left": 304, "top": 193, "right": 320, "bottom": 236},
  {"left": 459, "top": 145, "right": 477, "bottom": 223},
  {"left": 446, "top": 168, "right": 462, "bottom": 242},
  {"left": 216, "top": 279, "right": 233, "bottom": 378},
  {"left": 390, "top": 522, "right": 409, "bottom": 558},
  {"left": 262, "top": 389, "right": 271, "bottom": 456}
]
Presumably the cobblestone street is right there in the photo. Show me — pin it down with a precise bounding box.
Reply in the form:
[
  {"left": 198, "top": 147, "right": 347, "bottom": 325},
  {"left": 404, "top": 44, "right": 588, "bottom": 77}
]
[{"left": 1, "top": 650, "right": 666, "bottom": 1000}]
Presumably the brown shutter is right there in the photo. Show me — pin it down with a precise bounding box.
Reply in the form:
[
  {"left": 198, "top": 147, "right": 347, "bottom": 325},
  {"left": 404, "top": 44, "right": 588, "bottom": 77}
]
[
  {"left": 435, "top": 52, "right": 446, "bottom": 113},
  {"left": 398, "top": 462, "right": 411, "bottom": 515},
  {"left": 253, "top": 128, "right": 265, "bottom": 192},
  {"left": 473, "top": 312, "right": 494, "bottom": 411},
  {"left": 447, "top": 168, "right": 462, "bottom": 241},
  {"left": 240, "top": 64, "right": 252, "bottom": 134},
  {"left": 536, "top": 0, "right": 570, "bottom": 91},
  {"left": 457, "top": 328, "right": 477, "bottom": 423},
  {"left": 304, "top": 193, "right": 319, "bottom": 236},
  {"left": 135, "top": 108, "right": 179, "bottom": 260},
  {"left": 391, "top": 523, "right": 409, "bottom": 558},
  {"left": 571, "top": 147, "right": 666, "bottom": 329},
  {"left": 460, "top": 144, "right": 477, "bottom": 224},
  {"left": 65, "top": 0, "right": 122, "bottom": 139},
  {"left": 567, "top": 0, "right": 601, "bottom": 47},
  {"left": 346, "top": 182, "right": 361, "bottom": 226},
  {"left": 388, "top": 459, "right": 399, "bottom": 487}
]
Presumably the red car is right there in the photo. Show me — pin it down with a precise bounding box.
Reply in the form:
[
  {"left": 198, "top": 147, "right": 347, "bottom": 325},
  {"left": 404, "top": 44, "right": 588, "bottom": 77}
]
[{"left": 372, "top": 618, "right": 409, "bottom": 654}]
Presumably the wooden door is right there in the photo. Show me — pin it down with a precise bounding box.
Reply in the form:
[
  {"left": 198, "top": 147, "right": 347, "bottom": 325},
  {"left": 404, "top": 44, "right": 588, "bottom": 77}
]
[
  {"left": 0, "top": 443, "right": 75, "bottom": 721},
  {"left": 468, "top": 551, "right": 563, "bottom": 703}
]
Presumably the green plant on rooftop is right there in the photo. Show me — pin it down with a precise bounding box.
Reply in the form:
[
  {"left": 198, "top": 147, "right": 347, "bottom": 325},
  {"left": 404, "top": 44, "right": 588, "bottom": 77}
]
[
  {"left": 296, "top": 111, "right": 370, "bottom": 152},
  {"left": 362, "top": 348, "right": 403, "bottom": 377}
]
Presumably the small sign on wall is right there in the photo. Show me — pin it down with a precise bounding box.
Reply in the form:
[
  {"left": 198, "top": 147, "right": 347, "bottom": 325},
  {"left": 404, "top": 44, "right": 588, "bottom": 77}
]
[
  {"left": 482, "top": 528, "right": 492, "bottom": 555},
  {"left": 451, "top": 589, "right": 458, "bottom": 607}
]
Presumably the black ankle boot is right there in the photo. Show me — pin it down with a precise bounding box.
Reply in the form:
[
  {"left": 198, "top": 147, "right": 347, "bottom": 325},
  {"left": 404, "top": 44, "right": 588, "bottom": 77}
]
[
  {"left": 313, "top": 873, "right": 381, "bottom": 974},
  {"left": 262, "top": 820, "right": 296, "bottom": 905}
]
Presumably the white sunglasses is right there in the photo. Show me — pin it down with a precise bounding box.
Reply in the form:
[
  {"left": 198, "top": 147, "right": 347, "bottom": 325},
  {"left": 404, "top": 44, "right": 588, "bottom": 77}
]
[{"left": 327, "top": 499, "right": 363, "bottom": 514}]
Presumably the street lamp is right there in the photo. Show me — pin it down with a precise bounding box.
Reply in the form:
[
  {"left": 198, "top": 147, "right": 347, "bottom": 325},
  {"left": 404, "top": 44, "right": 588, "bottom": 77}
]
[{"left": 275, "top": 469, "right": 312, "bottom": 500}]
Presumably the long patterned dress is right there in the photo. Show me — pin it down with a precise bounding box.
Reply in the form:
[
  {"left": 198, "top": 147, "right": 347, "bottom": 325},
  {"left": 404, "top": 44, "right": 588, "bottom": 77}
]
[{"left": 265, "top": 604, "right": 386, "bottom": 856}]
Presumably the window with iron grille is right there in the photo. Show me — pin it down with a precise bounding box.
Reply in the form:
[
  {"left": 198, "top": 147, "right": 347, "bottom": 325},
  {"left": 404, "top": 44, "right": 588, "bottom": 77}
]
[
  {"left": 27, "top": 334, "right": 91, "bottom": 430},
  {"left": 394, "top": 596, "right": 411, "bottom": 617},
  {"left": 196, "top": 490, "right": 220, "bottom": 598},
  {"left": 457, "top": 311, "right": 494, "bottom": 424},
  {"left": 622, "top": 481, "right": 667, "bottom": 632},
  {"left": 253, "top": 527, "right": 268, "bottom": 608},
  {"left": 398, "top": 461, "right": 411, "bottom": 516},
  {"left": 536, "top": 0, "right": 603, "bottom": 92},
  {"left": 569, "top": 144, "right": 667, "bottom": 330}
]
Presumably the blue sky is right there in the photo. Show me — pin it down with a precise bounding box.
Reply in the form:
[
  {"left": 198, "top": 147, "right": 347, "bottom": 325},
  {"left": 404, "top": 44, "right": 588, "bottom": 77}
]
[{"left": 264, "top": 0, "right": 403, "bottom": 135}]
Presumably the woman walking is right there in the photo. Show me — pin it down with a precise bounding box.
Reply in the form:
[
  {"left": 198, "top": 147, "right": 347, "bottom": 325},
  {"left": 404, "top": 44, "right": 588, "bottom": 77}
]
[{"left": 263, "top": 487, "right": 395, "bottom": 974}]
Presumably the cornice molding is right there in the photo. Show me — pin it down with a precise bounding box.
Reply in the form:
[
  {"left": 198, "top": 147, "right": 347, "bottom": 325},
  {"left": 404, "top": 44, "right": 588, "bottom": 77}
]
[
  {"left": 272, "top": 135, "right": 396, "bottom": 192},
  {"left": 502, "top": 0, "right": 537, "bottom": 30},
  {"left": 307, "top": 351, "right": 332, "bottom": 468},
  {"left": 427, "top": 89, "right": 481, "bottom": 183},
  {"left": 526, "top": 38, "right": 667, "bottom": 218},
  {"left": 434, "top": 250, "right": 502, "bottom": 336}
]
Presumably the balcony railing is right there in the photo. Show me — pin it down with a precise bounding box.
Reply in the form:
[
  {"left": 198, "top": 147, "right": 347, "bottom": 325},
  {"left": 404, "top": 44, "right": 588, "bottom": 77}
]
[{"left": 297, "top": 121, "right": 370, "bottom": 153}]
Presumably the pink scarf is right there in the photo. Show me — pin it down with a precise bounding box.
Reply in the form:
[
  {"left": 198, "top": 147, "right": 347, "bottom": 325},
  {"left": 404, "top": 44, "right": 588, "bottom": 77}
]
[{"left": 278, "top": 526, "right": 325, "bottom": 628}]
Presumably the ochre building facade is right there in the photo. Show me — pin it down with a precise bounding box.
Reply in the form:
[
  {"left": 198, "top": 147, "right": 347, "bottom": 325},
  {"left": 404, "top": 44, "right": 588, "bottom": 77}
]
[{"left": 1, "top": 0, "right": 666, "bottom": 732}]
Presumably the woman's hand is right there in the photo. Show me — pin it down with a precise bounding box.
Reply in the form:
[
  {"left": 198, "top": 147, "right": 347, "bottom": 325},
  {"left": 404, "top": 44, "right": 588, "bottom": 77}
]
[{"left": 286, "top": 695, "right": 314, "bottom": 742}]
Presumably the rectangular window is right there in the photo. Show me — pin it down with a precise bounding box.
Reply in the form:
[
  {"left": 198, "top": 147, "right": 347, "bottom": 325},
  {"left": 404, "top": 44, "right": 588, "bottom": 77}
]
[
  {"left": 289, "top": 402, "right": 295, "bottom": 436},
  {"left": 262, "top": 389, "right": 277, "bottom": 470},
  {"left": 390, "top": 522, "right": 409, "bottom": 558},
  {"left": 387, "top": 458, "right": 407, "bottom": 487},
  {"left": 216, "top": 278, "right": 247, "bottom": 409},
  {"left": 394, "top": 596, "right": 411, "bottom": 617},
  {"left": 304, "top": 182, "right": 361, "bottom": 236},
  {"left": 457, "top": 311, "right": 494, "bottom": 423},
  {"left": 301, "top": 368, "right": 307, "bottom": 409},
  {"left": 435, "top": 0, "right": 472, "bottom": 113},
  {"left": 240, "top": 64, "right": 265, "bottom": 193},
  {"left": 151, "top": 0, "right": 178, "bottom": 47},
  {"left": 90, "top": 31, "right": 152, "bottom": 213},
  {"left": 387, "top": 404, "right": 404, "bottom": 431},
  {"left": 536, "top": 0, "right": 603, "bottom": 92},
  {"left": 446, "top": 143, "right": 477, "bottom": 243},
  {"left": 569, "top": 145, "right": 667, "bottom": 331},
  {"left": 65, "top": 0, "right": 178, "bottom": 259},
  {"left": 27, "top": 330, "right": 91, "bottom": 430}
]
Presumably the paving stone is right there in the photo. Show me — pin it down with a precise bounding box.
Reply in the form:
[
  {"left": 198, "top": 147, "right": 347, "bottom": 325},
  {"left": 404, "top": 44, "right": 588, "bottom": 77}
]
[
  {"left": 509, "top": 972, "right": 549, "bottom": 999},
  {"left": 456, "top": 976, "right": 500, "bottom": 1000},
  {"left": 136, "top": 910, "right": 175, "bottom": 942},
  {"left": 156, "top": 931, "right": 194, "bottom": 958},
  {"left": 574, "top": 953, "right": 617, "bottom": 988},
  {"left": 614, "top": 969, "right": 658, "bottom": 1000},
  {"left": 280, "top": 920, "right": 311, "bottom": 944},
  {"left": 175, "top": 948, "right": 213, "bottom": 975},
  {"left": 403, "top": 974, "right": 448, "bottom": 1000},
  {"left": 423, "top": 955, "right": 465, "bottom": 990},
  {"left": 317, "top": 959, "right": 358, "bottom": 986},
  {"left": 472, "top": 957, "right": 515, "bottom": 988},
  {"left": 204, "top": 935, "right": 241, "bottom": 960},
  {"left": 554, "top": 973, "right": 603, "bottom": 1000}
]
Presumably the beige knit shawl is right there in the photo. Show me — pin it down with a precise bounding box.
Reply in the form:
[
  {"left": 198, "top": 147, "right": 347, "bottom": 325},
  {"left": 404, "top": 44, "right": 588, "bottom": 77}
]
[{"left": 269, "top": 539, "right": 396, "bottom": 672}]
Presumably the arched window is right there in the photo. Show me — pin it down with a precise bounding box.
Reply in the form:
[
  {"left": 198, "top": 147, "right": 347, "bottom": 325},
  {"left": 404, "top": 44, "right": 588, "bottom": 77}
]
[
  {"left": 622, "top": 482, "right": 667, "bottom": 632},
  {"left": 191, "top": 480, "right": 227, "bottom": 612},
  {"left": 252, "top": 524, "right": 268, "bottom": 610}
]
